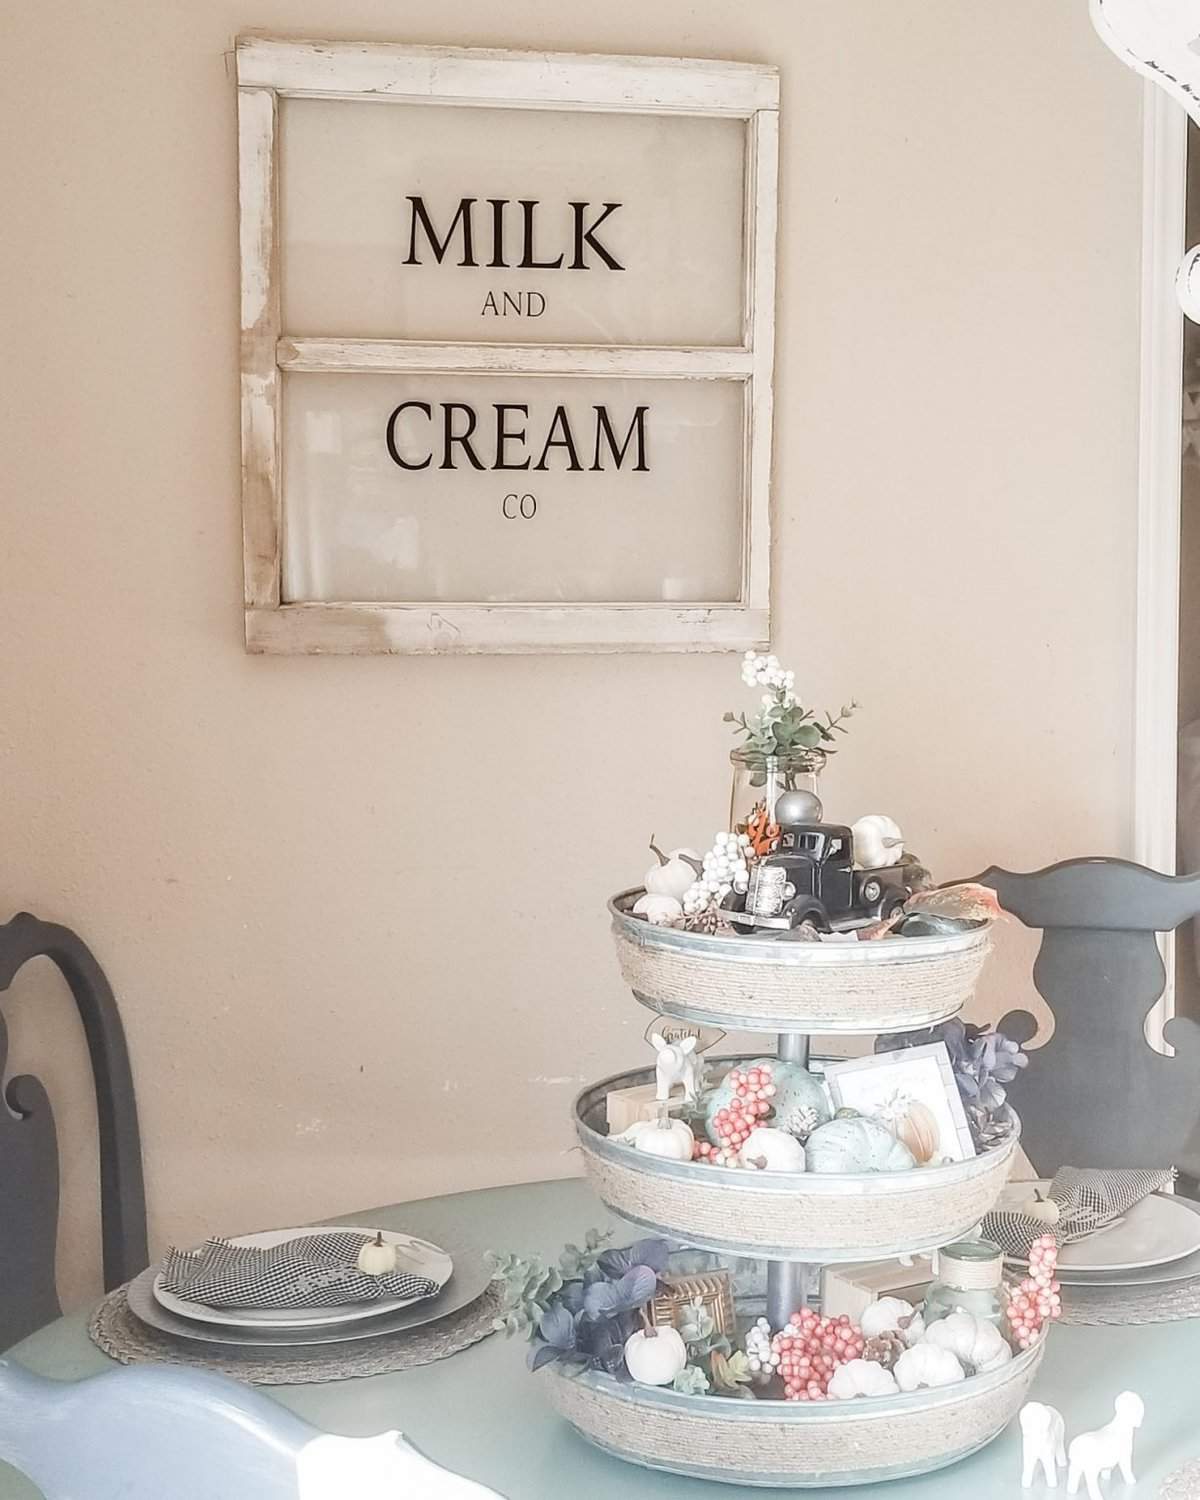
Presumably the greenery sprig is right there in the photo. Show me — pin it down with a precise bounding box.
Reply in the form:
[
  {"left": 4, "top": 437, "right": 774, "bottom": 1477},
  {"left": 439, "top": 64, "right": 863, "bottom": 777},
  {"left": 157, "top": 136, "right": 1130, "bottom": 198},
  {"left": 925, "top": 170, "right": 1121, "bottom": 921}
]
[{"left": 726, "top": 651, "right": 856, "bottom": 761}]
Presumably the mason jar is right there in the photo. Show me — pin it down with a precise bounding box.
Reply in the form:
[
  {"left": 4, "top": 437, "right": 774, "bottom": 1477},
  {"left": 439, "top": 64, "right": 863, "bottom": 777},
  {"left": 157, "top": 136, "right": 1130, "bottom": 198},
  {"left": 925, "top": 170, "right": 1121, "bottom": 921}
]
[
  {"left": 923, "top": 1239, "right": 1006, "bottom": 1328},
  {"left": 729, "top": 747, "right": 826, "bottom": 851}
]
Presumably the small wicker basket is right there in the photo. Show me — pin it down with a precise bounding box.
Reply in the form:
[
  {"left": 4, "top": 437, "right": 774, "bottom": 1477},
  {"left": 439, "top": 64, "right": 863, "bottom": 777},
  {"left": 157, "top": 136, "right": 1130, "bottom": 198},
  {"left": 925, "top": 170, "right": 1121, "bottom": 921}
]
[
  {"left": 545, "top": 1338, "right": 1044, "bottom": 1488},
  {"left": 576, "top": 1065, "right": 1020, "bottom": 1261},
  {"left": 610, "top": 891, "right": 991, "bottom": 1034}
]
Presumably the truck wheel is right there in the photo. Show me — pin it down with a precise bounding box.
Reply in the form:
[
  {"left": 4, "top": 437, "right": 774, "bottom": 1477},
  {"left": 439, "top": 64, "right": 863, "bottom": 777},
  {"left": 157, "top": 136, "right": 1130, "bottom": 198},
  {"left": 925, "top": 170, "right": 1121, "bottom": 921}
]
[
  {"left": 860, "top": 878, "right": 883, "bottom": 905},
  {"left": 884, "top": 895, "right": 906, "bottom": 921}
]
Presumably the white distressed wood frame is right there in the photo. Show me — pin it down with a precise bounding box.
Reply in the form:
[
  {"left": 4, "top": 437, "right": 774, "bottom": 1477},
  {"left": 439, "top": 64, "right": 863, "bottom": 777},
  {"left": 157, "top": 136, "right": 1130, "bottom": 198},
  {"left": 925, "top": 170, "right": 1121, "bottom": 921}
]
[
  {"left": 1135, "top": 82, "right": 1187, "bottom": 1044},
  {"left": 236, "top": 37, "right": 780, "bottom": 655}
]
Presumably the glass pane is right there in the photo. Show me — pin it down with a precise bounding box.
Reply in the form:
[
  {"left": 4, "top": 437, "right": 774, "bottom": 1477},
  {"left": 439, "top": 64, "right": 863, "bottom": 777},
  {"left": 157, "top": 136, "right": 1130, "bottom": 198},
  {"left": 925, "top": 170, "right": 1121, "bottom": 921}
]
[
  {"left": 281, "top": 372, "right": 745, "bottom": 604},
  {"left": 279, "top": 98, "right": 746, "bottom": 346}
]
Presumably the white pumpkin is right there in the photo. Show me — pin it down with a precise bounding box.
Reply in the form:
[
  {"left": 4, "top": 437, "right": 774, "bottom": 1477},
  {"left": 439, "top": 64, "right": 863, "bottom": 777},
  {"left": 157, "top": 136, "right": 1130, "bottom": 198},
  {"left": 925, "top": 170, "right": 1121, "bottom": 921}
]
[
  {"left": 828, "top": 1358, "right": 900, "bottom": 1400},
  {"left": 1022, "top": 1192, "right": 1062, "bottom": 1227},
  {"left": 804, "top": 1117, "right": 916, "bottom": 1174},
  {"left": 644, "top": 842, "right": 701, "bottom": 901},
  {"left": 632, "top": 893, "right": 683, "bottom": 926},
  {"left": 623, "top": 1325, "right": 688, "bottom": 1385},
  {"left": 860, "top": 1296, "right": 924, "bottom": 1345},
  {"left": 355, "top": 1232, "right": 398, "bottom": 1276},
  {"left": 921, "top": 1312, "right": 1013, "bottom": 1374},
  {"left": 893, "top": 1343, "right": 966, "bottom": 1392},
  {"left": 741, "top": 1127, "right": 806, "bottom": 1173},
  {"left": 851, "top": 814, "right": 905, "bottom": 869},
  {"left": 615, "top": 1118, "right": 695, "bottom": 1162}
]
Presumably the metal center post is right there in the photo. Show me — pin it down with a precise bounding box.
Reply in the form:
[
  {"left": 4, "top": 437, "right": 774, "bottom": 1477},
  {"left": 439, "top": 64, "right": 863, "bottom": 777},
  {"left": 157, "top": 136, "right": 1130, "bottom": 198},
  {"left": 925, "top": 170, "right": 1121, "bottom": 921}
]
[{"left": 766, "top": 1030, "right": 814, "bottom": 1328}]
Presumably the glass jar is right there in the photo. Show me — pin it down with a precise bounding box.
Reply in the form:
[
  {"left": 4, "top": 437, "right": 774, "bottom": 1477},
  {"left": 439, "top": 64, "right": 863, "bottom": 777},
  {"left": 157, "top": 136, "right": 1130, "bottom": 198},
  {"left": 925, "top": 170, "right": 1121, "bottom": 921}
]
[
  {"left": 729, "top": 747, "right": 826, "bottom": 850},
  {"left": 923, "top": 1239, "right": 1006, "bottom": 1328}
]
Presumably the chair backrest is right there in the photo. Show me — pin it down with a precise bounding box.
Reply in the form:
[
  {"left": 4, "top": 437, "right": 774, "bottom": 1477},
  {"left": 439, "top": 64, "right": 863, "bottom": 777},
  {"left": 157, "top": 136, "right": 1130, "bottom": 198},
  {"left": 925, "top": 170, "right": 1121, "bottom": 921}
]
[
  {"left": 0, "top": 913, "right": 147, "bottom": 1349},
  {"left": 975, "top": 858, "right": 1200, "bottom": 1179}
]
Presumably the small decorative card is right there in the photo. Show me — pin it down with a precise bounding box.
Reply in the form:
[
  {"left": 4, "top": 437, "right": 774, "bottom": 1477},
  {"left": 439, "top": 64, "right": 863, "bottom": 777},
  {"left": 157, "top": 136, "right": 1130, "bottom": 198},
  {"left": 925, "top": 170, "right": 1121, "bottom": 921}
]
[
  {"left": 641, "top": 1019, "right": 726, "bottom": 1053},
  {"left": 823, "top": 1042, "right": 975, "bottom": 1164}
]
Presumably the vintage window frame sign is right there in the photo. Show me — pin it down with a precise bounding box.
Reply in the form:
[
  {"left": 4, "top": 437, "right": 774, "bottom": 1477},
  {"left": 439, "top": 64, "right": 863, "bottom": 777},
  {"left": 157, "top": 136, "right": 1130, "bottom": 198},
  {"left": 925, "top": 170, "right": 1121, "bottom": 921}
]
[{"left": 236, "top": 36, "right": 779, "bottom": 654}]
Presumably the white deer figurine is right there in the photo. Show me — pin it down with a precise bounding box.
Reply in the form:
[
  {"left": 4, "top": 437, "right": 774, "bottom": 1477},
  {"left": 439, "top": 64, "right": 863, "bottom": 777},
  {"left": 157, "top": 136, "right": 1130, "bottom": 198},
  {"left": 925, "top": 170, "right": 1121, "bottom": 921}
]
[
  {"left": 1020, "top": 1401, "right": 1068, "bottom": 1488},
  {"left": 650, "top": 1032, "right": 700, "bottom": 1102},
  {"left": 1066, "top": 1392, "right": 1145, "bottom": 1500}
]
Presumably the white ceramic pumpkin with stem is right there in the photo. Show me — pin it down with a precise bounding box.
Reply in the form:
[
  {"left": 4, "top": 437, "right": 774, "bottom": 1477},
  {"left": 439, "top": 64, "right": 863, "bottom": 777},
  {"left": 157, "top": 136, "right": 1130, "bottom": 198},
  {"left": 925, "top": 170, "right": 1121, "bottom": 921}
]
[
  {"left": 623, "top": 1322, "right": 689, "bottom": 1386},
  {"left": 850, "top": 815, "right": 904, "bottom": 869},
  {"left": 355, "top": 1232, "right": 398, "bottom": 1276},
  {"left": 922, "top": 1312, "right": 1012, "bottom": 1374},
  {"left": 741, "top": 1127, "right": 806, "bottom": 1172},
  {"left": 643, "top": 840, "right": 701, "bottom": 902},
  {"left": 615, "top": 1117, "right": 695, "bottom": 1162},
  {"left": 893, "top": 1343, "right": 966, "bottom": 1392},
  {"left": 632, "top": 893, "right": 684, "bottom": 926}
]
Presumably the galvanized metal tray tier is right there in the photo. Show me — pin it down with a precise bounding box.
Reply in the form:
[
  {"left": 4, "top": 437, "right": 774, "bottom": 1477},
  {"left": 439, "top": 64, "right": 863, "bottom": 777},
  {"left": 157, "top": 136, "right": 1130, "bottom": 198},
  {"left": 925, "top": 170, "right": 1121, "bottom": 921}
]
[
  {"left": 610, "top": 891, "right": 992, "bottom": 1034},
  {"left": 545, "top": 1337, "right": 1044, "bottom": 1487},
  {"left": 575, "top": 1064, "right": 1020, "bottom": 1261}
]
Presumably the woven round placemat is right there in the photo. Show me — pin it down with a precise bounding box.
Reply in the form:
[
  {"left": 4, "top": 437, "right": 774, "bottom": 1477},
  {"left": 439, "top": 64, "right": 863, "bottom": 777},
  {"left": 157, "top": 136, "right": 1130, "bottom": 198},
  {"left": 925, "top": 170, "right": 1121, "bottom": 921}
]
[
  {"left": 1162, "top": 1459, "right": 1200, "bottom": 1500},
  {"left": 88, "top": 1280, "right": 502, "bottom": 1385},
  {"left": 1057, "top": 1276, "right": 1200, "bottom": 1326}
]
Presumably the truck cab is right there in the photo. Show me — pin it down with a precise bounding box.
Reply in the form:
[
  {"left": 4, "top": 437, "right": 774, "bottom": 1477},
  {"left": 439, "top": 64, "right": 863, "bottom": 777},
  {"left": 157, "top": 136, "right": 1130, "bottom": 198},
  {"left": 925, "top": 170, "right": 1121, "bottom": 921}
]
[{"left": 726, "top": 821, "right": 909, "bottom": 933}]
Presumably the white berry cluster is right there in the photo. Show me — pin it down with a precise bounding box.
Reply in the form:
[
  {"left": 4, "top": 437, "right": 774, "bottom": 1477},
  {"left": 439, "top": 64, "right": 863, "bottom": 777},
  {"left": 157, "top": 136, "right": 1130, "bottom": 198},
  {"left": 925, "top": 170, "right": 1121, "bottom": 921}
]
[
  {"left": 682, "top": 831, "right": 751, "bottom": 915},
  {"left": 745, "top": 1317, "right": 781, "bottom": 1381},
  {"left": 741, "top": 651, "right": 796, "bottom": 706}
]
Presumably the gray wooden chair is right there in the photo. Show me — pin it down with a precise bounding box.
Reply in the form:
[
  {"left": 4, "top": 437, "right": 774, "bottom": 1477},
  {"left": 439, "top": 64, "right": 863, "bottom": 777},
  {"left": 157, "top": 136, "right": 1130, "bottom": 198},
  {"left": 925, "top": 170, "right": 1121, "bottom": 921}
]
[
  {"left": 974, "top": 858, "right": 1200, "bottom": 1182},
  {"left": 0, "top": 913, "right": 147, "bottom": 1350}
]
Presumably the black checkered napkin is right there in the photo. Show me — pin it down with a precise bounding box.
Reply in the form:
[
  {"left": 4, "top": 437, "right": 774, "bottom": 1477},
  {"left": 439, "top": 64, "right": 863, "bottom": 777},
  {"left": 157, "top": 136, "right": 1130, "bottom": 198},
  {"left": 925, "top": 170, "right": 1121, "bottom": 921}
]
[
  {"left": 160, "top": 1230, "right": 442, "bottom": 1310},
  {"left": 981, "top": 1166, "right": 1176, "bottom": 1258}
]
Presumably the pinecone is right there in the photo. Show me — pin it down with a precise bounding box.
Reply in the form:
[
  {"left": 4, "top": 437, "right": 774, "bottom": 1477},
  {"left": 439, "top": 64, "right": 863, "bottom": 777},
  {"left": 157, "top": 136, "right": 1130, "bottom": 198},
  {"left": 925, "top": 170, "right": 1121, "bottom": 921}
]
[
  {"left": 862, "top": 1332, "right": 905, "bottom": 1371},
  {"left": 685, "top": 904, "right": 733, "bottom": 937},
  {"left": 775, "top": 1102, "right": 822, "bottom": 1141}
]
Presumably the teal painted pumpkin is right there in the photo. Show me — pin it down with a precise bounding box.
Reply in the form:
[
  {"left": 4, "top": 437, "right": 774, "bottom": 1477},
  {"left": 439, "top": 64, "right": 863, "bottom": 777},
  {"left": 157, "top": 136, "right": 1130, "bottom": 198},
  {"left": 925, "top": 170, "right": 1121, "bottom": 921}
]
[
  {"left": 702, "top": 1058, "right": 831, "bottom": 1147},
  {"left": 804, "top": 1116, "right": 917, "bottom": 1174}
]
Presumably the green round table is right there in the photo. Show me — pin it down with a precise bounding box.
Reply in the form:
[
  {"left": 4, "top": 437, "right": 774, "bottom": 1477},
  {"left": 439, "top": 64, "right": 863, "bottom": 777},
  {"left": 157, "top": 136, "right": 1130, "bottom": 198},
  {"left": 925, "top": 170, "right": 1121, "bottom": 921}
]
[{"left": 2, "top": 1178, "right": 1197, "bottom": 1498}]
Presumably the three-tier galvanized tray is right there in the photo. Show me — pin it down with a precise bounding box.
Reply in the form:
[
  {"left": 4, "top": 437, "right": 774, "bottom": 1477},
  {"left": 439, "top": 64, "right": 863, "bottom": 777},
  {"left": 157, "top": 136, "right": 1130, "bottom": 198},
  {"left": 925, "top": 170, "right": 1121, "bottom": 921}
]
[
  {"left": 547, "top": 1339, "right": 1044, "bottom": 1488},
  {"left": 609, "top": 890, "right": 992, "bottom": 1033},
  {"left": 576, "top": 1061, "right": 1020, "bottom": 1261},
  {"left": 540, "top": 893, "right": 1032, "bottom": 1487}
]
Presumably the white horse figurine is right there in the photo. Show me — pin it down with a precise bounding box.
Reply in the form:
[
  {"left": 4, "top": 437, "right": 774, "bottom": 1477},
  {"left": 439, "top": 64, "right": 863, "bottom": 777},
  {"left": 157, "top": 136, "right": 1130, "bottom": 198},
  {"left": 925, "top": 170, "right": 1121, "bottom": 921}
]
[
  {"left": 650, "top": 1032, "right": 700, "bottom": 1102},
  {"left": 1020, "top": 1401, "right": 1068, "bottom": 1488},
  {"left": 0, "top": 1360, "right": 507, "bottom": 1500},
  {"left": 1066, "top": 1391, "right": 1145, "bottom": 1500}
]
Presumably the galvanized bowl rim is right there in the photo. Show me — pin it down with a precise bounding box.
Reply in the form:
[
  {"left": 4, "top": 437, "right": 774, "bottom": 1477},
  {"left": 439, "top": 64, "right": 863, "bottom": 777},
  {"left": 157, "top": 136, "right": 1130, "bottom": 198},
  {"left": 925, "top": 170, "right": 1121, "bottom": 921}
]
[
  {"left": 575, "top": 1061, "right": 1020, "bottom": 1195},
  {"left": 610, "top": 889, "right": 992, "bottom": 967}
]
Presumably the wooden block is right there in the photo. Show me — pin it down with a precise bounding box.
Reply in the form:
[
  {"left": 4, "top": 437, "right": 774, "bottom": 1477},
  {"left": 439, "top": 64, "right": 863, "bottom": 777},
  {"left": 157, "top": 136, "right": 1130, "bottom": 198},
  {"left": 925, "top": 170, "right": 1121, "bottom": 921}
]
[
  {"left": 820, "top": 1256, "right": 934, "bottom": 1322},
  {"left": 605, "top": 1083, "right": 667, "bottom": 1134}
]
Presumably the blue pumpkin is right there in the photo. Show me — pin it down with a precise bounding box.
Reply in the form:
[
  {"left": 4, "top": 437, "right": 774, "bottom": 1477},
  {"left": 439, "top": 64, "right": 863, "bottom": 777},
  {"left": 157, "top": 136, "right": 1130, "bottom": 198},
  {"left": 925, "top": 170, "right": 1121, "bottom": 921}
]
[
  {"left": 804, "top": 1116, "right": 917, "bottom": 1174},
  {"left": 703, "top": 1058, "right": 831, "bottom": 1147}
]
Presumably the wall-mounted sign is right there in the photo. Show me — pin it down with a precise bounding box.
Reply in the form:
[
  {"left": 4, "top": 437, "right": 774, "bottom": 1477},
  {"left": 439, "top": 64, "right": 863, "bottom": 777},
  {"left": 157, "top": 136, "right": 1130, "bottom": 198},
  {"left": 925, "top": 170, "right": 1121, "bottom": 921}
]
[{"left": 237, "top": 38, "right": 779, "bottom": 653}]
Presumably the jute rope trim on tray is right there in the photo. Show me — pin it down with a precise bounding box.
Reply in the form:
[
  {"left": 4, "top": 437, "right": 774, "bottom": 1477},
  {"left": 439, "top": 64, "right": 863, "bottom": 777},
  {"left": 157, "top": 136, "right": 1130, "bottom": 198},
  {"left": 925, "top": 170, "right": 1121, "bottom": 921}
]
[
  {"left": 614, "top": 930, "right": 990, "bottom": 1030},
  {"left": 547, "top": 1353, "right": 1041, "bottom": 1477},
  {"left": 88, "top": 1281, "right": 502, "bottom": 1385},
  {"left": 584, "top": 1139, "right": 1016, "bottom": 1254}
]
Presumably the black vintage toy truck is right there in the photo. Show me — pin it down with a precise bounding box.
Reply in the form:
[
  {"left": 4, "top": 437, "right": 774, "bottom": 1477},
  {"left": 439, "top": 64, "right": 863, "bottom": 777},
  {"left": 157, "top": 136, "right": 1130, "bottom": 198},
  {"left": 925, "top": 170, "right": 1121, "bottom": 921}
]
[{"left": 725, "top": 821, "right": 912, "bottom": 934}]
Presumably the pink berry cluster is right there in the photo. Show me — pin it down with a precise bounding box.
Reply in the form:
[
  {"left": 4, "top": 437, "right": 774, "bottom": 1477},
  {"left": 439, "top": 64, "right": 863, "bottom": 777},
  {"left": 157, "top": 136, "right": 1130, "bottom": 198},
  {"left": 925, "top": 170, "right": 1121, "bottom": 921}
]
[
  {"left": 710, "top": 1064, "right": 777, "bottom": 1159},
  {"left": 771, "top": 1309, "right": 865, "bottom": 1401},
  {"left": 1006, "top": 1233, "right": 1062, "bottom": 1349}
]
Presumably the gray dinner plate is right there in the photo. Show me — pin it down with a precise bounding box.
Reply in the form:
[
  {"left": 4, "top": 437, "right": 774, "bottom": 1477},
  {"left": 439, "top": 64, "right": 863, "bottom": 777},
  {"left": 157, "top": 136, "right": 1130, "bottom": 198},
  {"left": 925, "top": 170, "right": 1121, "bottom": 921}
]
[{"left": 125, "top": 1245, "right": 493, "bottom": 1347}]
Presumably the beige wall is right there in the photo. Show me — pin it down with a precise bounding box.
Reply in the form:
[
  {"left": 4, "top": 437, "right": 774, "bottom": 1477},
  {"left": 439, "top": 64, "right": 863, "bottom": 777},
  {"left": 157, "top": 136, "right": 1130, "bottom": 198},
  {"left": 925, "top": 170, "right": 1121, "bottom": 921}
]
[{"left": 0, "top": 1, "right": 1144, "bottom": 1306}]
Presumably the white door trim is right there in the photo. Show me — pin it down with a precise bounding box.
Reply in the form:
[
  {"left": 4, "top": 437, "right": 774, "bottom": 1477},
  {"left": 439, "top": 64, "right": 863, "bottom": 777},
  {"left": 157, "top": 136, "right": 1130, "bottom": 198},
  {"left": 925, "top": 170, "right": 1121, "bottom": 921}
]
[{"left": 1135, "top": 82, "right": 1187, "bottom": 1040}]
